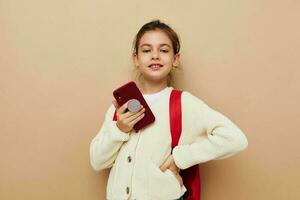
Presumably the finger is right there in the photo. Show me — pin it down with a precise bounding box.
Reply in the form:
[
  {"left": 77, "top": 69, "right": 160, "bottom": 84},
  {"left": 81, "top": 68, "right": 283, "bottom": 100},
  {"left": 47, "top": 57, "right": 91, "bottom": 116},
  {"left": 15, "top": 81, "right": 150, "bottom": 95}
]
[
  {"left": 159, "top": 164, "right": 167, "bottom": 172},
  {"left": 118, "top": 101, "right": 129, "bottom": 114},
  {"left": 123, "top": 106, "right": 145, "bottom": 119},
  {"left": 159, "top": 160, "right": 170, "bottom": 172},
  {"left": 112, "top": 100, "right": 120, "bottom": 109},
  {"left": 126, "top": 108, "right": 145, "bottom": 122},
  {"left": 128, "top": 112, "right": 145, "bottom": 127},
  {"left": 122, "top": 111, "right": 137, "bottom": 119},
  {"left": 160, "top": 155, "right": 173, "bottom": 172}
]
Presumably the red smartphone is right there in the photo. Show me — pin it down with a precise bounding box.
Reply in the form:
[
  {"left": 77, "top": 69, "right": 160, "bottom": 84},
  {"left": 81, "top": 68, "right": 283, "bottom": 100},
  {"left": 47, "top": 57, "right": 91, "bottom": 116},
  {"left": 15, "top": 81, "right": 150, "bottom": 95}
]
[{"left": 113, "top": 81, "right": 155, "bottom": 132}]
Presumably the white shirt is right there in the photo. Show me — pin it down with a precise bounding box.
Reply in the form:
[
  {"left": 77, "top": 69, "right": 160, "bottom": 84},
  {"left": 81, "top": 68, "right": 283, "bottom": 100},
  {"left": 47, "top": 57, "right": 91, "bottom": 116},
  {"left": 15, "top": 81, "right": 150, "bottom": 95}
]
[{"left": 142, "top": 87, "right": 172, "bottom": 106}]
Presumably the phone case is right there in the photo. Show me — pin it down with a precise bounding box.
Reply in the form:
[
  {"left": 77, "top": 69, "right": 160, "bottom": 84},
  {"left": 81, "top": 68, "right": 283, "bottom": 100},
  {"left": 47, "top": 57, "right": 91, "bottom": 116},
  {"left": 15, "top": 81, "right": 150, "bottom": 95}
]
[{"left": 113, "top": 81, "right": 155, "bottom": 132}]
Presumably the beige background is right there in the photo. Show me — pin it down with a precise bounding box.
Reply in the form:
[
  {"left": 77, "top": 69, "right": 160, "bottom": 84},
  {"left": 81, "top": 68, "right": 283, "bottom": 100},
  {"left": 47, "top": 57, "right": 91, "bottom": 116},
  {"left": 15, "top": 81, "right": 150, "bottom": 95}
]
[{"left": 1, "top": 0, "right": 299, "bottom": 199}]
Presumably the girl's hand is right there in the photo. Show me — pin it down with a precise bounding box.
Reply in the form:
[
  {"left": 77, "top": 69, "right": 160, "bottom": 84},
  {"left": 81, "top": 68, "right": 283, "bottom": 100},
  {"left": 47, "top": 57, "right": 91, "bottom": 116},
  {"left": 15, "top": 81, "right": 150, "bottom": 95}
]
[
  {"left": 112, "top": 99, "right": 145, "bottom": 133},
  {"left": 160, "top": 154, "right": 183, "bottom": 187}
]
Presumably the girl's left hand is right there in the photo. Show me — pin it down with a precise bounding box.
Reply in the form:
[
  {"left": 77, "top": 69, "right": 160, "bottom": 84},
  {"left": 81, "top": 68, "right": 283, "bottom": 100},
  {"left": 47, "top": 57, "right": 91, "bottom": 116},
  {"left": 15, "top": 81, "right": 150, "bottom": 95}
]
[{"left": 160, "top": 154, "right": 183, "bottom": 187}]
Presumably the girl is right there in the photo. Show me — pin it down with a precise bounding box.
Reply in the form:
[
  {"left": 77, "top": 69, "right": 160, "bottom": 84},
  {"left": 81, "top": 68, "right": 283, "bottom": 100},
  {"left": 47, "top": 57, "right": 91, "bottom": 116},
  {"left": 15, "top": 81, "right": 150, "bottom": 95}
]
[{"left": 90, "top": 20, "right": 248, "bottom": 200}]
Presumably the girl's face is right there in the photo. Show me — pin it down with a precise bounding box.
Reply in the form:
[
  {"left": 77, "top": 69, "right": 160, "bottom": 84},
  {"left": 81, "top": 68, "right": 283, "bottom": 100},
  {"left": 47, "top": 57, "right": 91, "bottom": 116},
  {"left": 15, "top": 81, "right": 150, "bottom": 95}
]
[{"left": 133, "top": 30, "right": 180, "bottom": 84}]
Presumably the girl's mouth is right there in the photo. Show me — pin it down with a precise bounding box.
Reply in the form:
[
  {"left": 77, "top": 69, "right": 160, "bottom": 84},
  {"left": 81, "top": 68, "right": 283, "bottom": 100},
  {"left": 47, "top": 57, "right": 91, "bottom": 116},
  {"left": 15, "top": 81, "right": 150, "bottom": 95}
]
[{"left": 148, "top": 64, "right": 163, "bottom": 70}]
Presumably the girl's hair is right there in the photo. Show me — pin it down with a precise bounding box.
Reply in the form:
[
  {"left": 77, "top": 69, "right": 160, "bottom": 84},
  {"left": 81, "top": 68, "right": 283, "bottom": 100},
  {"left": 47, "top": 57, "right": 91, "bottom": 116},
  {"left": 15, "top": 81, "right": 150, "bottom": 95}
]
[
  {"left": 132, "top": 19, "right": 181, "bottom": 86},
  {"left": 133, "top": 20, "right": 180, "bottom": 55}
]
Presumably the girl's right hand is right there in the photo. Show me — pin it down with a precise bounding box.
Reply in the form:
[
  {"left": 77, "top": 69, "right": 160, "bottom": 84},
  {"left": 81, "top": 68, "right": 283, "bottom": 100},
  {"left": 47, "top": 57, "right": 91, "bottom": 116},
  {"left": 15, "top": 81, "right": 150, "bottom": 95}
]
[{"left": 112, "top": 99, "right": 146, "bottom": 133}]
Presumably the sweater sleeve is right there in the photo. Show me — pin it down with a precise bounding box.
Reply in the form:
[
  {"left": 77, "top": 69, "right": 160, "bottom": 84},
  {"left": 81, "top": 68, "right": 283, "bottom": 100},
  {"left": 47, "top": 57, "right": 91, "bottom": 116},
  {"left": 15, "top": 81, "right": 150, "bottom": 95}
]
[
  {"left": 89, "top": 104, "right": 130, "bottom": 171},
  {"left": 172, "top": 92, "right": 248, "bottom": 170}
]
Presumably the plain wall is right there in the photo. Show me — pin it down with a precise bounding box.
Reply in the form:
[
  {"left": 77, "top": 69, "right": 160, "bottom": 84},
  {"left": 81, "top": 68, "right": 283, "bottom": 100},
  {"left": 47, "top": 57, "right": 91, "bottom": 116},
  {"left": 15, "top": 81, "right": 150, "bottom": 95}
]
[{"left": 1, "top": 0, "right": 299, "bottom": 199}]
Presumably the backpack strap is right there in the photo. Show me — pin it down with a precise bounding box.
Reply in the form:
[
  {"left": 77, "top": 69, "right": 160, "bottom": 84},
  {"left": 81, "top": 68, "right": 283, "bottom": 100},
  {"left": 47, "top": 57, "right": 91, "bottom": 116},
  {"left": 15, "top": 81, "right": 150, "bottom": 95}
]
[
  {"left": 169, "top": 89, "right": 183, "bottom": 148},
  {"left": 169, "top": 89, "right": 201, "bottom": 200},
  {"left": 113, "top": 110, "right": 117, "bottom": 121}
]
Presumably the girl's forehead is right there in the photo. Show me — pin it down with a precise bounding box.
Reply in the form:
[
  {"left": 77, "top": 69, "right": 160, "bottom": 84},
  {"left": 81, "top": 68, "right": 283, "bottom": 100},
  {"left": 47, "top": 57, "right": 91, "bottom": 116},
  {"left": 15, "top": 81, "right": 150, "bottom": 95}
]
[{"left": 139, "top": 30, "right": 172, "bottom": 47}]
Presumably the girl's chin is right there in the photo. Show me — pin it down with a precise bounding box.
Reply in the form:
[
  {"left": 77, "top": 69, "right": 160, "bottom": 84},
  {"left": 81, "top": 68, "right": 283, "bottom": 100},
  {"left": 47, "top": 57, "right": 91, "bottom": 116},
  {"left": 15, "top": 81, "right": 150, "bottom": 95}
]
[
  {"left": 143, "top": 75, "right": 169, "bottom": 83},
  {"left": 146, "top": 68, "right": 169, "bottom": 75}
]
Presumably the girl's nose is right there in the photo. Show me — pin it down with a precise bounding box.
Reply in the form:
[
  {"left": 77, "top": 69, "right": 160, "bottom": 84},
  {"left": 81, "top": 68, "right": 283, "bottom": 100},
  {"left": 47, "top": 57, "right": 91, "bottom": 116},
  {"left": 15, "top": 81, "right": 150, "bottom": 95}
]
[{"left": 151, "top": 50, "right": 160, "bottom": 60}]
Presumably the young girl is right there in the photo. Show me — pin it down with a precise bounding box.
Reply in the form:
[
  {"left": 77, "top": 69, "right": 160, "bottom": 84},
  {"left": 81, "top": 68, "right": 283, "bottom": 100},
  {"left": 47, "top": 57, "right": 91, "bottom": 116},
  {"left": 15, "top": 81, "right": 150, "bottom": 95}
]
[{"left": 90, "top": 20, "right": 248, "bottom": 200}]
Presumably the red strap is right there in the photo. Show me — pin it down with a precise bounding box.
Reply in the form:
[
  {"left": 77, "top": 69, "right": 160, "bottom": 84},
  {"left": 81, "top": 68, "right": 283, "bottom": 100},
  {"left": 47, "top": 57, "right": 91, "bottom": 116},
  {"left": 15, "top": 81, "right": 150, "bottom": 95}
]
[
  {"left": 169, "top": 90, "right": 183, "bottom": 148},
  {"left": 113, "top": 110, "right": 117, "bottom": 121},
  {"left": 169, "top": 89, "right": 201, "bottom": 200}
]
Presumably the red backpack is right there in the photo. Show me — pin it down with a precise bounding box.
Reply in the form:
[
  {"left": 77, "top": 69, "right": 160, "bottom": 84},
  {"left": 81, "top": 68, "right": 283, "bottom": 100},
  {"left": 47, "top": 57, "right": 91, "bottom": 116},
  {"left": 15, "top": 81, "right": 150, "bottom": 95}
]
[{"left": 112, "top": 89, "right": 201, "bottom": 200}]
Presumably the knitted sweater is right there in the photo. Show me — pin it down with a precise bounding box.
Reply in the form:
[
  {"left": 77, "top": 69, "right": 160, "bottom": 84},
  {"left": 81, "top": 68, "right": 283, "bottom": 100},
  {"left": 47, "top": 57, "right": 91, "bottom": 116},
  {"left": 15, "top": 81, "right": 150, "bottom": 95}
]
[{"left": 90, "top": 87, "right": 248, "bottom": 200}]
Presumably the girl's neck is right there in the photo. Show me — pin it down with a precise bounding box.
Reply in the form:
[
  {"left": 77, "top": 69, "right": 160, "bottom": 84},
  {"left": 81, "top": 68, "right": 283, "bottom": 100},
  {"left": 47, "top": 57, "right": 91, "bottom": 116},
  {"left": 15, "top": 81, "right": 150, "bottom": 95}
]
[{"left": 138, "top": 80, "right": 168, "bottom": 95}]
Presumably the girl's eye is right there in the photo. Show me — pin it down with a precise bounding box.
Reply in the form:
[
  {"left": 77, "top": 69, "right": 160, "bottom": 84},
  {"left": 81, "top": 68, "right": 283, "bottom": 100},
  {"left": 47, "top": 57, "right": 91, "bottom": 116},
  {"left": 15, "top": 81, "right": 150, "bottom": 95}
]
[
  {"left": 141, "top": 49, "right": 169, "bottom": 53},
  {"left": 161, "top": 49, "right": 169, "bottom": 53}
]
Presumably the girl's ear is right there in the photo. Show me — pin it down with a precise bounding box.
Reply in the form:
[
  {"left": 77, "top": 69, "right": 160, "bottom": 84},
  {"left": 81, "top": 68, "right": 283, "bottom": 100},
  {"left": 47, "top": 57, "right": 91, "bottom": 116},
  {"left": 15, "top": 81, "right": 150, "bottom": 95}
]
[
  {"left": 132, "top": 53, "right": 139, "bottom": 66},
  {"left": 173, "top": 53, "right": 180, "bottom": 67}
]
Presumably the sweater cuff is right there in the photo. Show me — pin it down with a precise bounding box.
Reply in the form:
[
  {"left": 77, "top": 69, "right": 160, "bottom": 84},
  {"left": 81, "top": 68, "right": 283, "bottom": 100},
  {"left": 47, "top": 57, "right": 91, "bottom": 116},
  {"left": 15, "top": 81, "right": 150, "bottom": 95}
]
[
  {"left": 109, "top": 122, "right": 130, "bottom": 142},
  {"left": 172, "top": 145, "right": 197, "bottom": 170}
]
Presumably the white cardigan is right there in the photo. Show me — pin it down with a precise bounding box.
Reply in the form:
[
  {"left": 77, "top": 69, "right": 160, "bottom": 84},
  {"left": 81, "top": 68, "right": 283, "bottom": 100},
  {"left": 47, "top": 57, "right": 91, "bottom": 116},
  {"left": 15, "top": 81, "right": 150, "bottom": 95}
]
[{"left": 90, "top": 87, "right": 248, "bottom": 200}]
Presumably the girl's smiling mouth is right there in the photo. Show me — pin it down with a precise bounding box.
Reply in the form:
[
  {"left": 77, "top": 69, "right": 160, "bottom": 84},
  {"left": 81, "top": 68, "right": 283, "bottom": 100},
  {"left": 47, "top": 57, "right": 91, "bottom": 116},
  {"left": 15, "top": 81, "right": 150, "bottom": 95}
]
[{"left": 148, "top": 63, "right": 163, "bottom": 70}]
